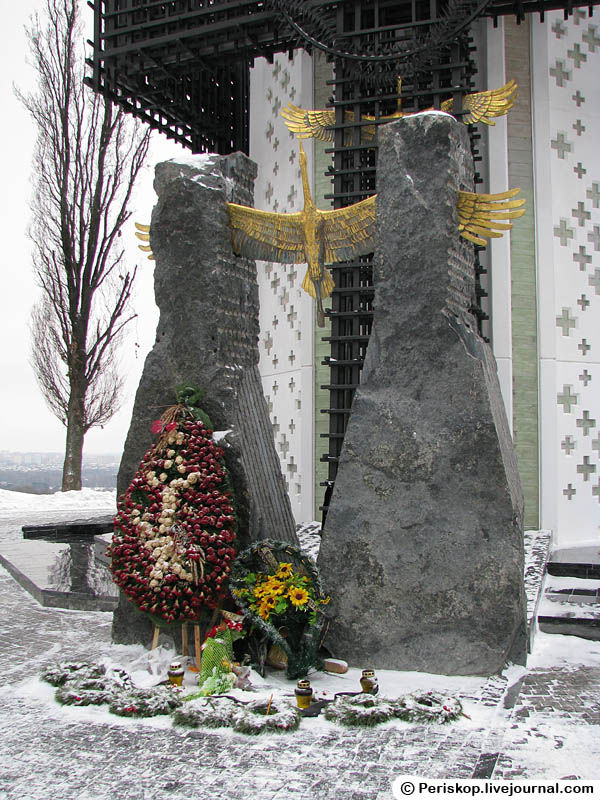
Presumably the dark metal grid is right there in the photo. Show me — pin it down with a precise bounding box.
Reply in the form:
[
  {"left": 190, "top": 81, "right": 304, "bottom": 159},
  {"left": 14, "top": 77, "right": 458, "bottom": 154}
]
[
  {"left": 88, "top": 0, "right": 599, "bottom": 153},
  {"left": 318, "top": 1, "right": 482, "bottom": 517},
  {"left": 87, "top": 0, "right": 309, "bottom": 152}
]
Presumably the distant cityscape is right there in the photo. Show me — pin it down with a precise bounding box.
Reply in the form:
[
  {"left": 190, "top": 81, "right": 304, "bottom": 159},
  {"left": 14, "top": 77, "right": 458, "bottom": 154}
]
[{"left": 0, "top": 451, "right": 120, "bottom": 493}]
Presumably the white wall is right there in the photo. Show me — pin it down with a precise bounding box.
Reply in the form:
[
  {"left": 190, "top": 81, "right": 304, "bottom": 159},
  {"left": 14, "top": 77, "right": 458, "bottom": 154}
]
[
  {"left": 532, "top": 9, "right": 600, "bottom": 545},
  {"left": 249, "top": 51, "right": 315, "bottom": 524}
]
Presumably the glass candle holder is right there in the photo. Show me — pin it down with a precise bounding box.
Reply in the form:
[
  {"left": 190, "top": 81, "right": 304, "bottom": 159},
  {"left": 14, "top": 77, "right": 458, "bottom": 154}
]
[
  {"left": 294, "top": 678, "right": 313, "bottom": 709},
  {"left": 168, "top": 660, "right": 185, "bottom": 686},
  {"left": 360, "top": 669, "right": 379, "bottom": 695}
]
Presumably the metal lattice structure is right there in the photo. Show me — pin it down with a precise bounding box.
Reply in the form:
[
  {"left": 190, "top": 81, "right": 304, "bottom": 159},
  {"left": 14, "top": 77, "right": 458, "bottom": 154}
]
[
  {"left": 317, "top": 3, "right": 480, "bottom": 514},
  {"left": 88, "top": 1, "right": 599, "bottom": 153}
]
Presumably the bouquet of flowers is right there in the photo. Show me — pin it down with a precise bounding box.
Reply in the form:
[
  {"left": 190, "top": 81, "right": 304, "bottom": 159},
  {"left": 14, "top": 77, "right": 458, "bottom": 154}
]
[
  {"left": 230, "top": 541, "right": 330, "bottom": 679},
  {"left": 236, "top": 561, "right": 327, "bottom": 626}
]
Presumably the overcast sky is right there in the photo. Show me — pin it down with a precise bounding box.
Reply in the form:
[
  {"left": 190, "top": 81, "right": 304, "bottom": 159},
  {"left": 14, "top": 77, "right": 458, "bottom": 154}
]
[{"left": 0, "top": 1, "right": 184, "bottom": 454}]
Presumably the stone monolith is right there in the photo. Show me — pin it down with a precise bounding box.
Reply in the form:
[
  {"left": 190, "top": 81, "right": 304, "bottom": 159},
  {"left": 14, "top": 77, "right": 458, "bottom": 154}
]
[
  {"left": 113, "top": 152, "right": 297, "bottom": 644},
  {"left": 318, "top": 114, "right": 526, "bottom": 675}
]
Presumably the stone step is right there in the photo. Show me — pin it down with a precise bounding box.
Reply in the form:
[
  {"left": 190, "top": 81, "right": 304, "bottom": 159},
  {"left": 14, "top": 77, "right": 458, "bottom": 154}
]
[
  {"left": 0, "top": 537, "right": 118, "bottom": 612},
  {"left": 545, "top": 544, "right": 600, "bottom": 579},
  {"left": 537, "top": 572, "right": 600, "bottom": 641}
]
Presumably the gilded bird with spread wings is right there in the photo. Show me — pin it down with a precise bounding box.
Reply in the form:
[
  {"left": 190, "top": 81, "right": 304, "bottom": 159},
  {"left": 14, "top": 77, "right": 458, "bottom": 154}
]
[
  {"left": 136, "top": 138, "right": 525, "bottom": 325},
  {"left": 226, "top": 142, "right": 524, "bottom": 324},
  {"left": 227, "top": 141, "right": 376, "bottom": 327},
  {"left": 281, "top": 79, "right": 518, "bottom": 143}
]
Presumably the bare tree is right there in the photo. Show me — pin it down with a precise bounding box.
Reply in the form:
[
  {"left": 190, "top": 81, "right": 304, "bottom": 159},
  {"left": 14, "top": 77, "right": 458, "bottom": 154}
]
[{"left": 18, "top": 0, "right": 151, "bottom": 491}]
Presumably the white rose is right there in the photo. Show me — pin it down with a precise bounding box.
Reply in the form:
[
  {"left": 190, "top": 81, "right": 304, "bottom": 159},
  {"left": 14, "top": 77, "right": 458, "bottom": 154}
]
[{"left": 163, "top": 460, "right": 173, "bottom": 469}]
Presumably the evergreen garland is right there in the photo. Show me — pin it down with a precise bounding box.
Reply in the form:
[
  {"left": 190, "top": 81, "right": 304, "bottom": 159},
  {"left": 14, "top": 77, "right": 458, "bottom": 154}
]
[
  {"left": 324, "top": 693, "right": 400, "bottom": 727},
  {"left": 109, "top": 687, "right": 183, "bottom": 718},
  {"left": 232, "top": 698, "right": 301, "bottom": 735},
  {"left": 41, "top": 662, "right": 111, "bottom": 688},
  {"left": 55, "top": 687, "right": 115, "bottom": 707},
  {"left": 173, "top": 696, "right": 245, "bottom": 730},
  {"left": 324, "top": 691, "right": 464, "bottom": 727},
  {"left": 396, "top": 691, "right": 463, "bottom": 724}
]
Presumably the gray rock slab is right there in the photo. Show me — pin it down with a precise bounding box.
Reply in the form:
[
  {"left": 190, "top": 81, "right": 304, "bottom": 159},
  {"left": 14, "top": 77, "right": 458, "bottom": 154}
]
[
  {"left": 0, "top": 538, "right": 117, "bottom": 612},
  {"left": 114, "top": 152, "right": 297, "bottom": 644},
  {"left": 22, "top": 515, "right": 113, "bottom": 540},
  {"left": 318, "top": 113, "right": 526, "bottom": 675}
]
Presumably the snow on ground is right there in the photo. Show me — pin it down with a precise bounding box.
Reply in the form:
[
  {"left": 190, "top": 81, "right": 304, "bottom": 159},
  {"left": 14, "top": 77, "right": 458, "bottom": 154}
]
[
  {"left": 0, "top": 487, "right": 116, "bottom": 517},
  {"left": 1, "top": 488, "right": 600, "bottom": 786},
  {"left": 527, "top": 629, "right": 600, "bottom": 669}
]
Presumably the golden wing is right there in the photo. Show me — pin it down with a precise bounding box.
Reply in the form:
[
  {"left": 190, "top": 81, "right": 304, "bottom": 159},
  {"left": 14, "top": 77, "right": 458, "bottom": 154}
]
[
  {"left": 458, "top": 188, "right": 525, "bottom": 246},
  {"left": 226, "top": 203, "right": 306, "bottom": 263},
  {"left": 441, "top": 80, "right": 518, "bottom": 126},
  {"left": 281, "top": 104, "right": 337, "bottom": 142},
  {"left": 321, "top": 194, "right": 377, "bottom": 263},
  {"left": 281, "top": 104, "right": 363, "bottom": 143},
  {"left": 134, "top": 222, "right": 154, "bottom": 260}
]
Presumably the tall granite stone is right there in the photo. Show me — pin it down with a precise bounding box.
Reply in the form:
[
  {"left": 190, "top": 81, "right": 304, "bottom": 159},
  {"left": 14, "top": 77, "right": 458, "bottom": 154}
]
[
  {"left": 318, "top": 114, "right": 526, "bottom": 675},
  {"left": 114, "top": 152, "right": 297, "bottom": 644}
]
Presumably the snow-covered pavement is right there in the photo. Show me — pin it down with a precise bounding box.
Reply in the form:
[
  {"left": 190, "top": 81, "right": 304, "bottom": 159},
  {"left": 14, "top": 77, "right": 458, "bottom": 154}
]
[{"left": 0, "top": 490, "right": 599, "bottom": 799}]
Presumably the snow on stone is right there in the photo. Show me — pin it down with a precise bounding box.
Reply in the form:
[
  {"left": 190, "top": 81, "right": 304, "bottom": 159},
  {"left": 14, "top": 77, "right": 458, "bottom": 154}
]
[{"left": 212, "top": 429, "right": 233, "bottom": 443}]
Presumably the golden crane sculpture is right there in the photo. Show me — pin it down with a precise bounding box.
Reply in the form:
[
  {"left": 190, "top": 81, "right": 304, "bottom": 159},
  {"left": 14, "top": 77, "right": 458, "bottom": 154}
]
[
  {"left": 281, "top": 79, "right": 518, "bottom": 143},
  {"left": 227, "top": 141, "right": 376, "bottom": 327},
  {"left": 226, "top": 143, "right": 524, "bottom": 323},
  {"left": 135, "top": 138, "right": 525, "bottom": 325}
]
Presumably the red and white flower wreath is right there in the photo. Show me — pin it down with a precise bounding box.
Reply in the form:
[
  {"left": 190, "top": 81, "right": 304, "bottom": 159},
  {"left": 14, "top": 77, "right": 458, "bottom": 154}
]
[{"left": 110, "top": 413, "right": 236, "bottom": 624}]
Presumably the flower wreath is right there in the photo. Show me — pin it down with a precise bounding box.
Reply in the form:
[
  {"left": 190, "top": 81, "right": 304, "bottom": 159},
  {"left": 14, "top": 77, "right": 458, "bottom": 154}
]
[
  {"left": 229, "top": 540, "right": 330, "bottom": 679},
  {"left": 396, "top": 691, "right": 463, "bottom": 724},
  {"left": 323, "top": 691, "right": 464, "bottom": 727},
  {"left": 173, "top": 696, "right": 301, "bottom": 734},
  {"left": 110, "top": 386, "right": 237, "bottom": 625},
  {"left": 324, "top": 693, "right": 400, "bottom": 727}
]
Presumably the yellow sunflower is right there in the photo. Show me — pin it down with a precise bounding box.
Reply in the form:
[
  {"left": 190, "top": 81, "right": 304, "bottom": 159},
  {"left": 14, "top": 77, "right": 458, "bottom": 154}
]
[
  {"left": 264, "top": 578, "right": 285, "bottom": 596},
  {"left": 276, "top": 562, "right": 293, "bottom": 579},
  {"left": 257, "top": 601, "right": 271, "bottom": 620},
  {"left": 288, "top": 586, "right": 309, "bottom": 607}
]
